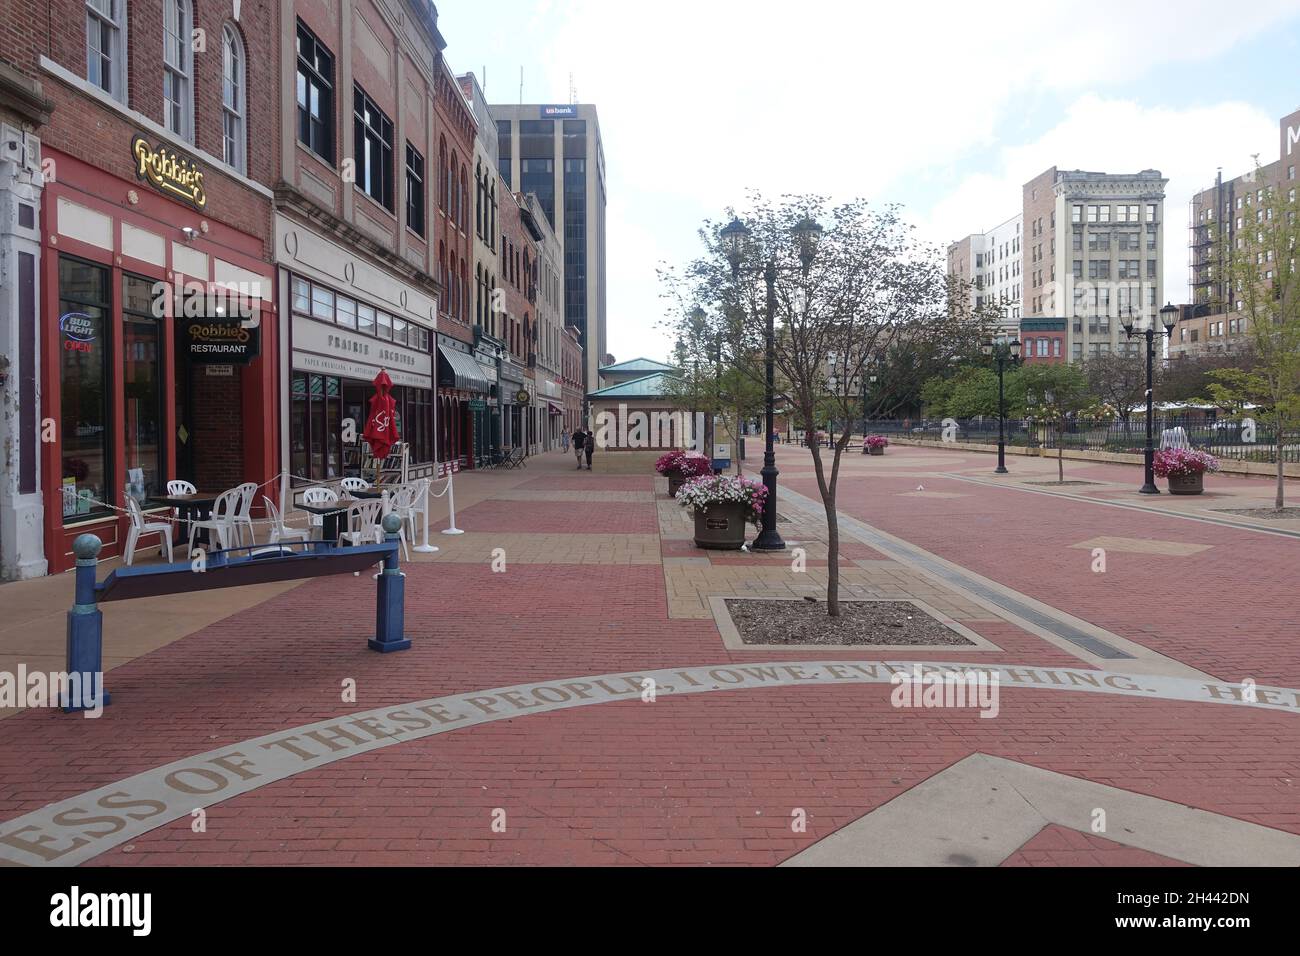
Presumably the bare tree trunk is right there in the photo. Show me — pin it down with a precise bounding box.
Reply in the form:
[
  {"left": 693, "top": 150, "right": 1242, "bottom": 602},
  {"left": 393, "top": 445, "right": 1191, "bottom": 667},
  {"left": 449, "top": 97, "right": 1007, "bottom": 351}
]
[
  {"left": 1277, "top": 413, "right": 1286, "bottom": 511},
  {"left": 807, "top": 421, "right": 847, "bottom": 618}
]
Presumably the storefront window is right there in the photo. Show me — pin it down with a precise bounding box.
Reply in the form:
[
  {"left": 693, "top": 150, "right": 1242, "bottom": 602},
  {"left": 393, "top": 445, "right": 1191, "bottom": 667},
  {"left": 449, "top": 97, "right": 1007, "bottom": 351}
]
[
  {"left": 58, "top": 256, "right": 112, "bottom": 522},
  {"left": 122, "top": 274, "right": 164, "bottom": 503},
  {"left": 291, "top": 373, "right": 308, "bottom": 478}
]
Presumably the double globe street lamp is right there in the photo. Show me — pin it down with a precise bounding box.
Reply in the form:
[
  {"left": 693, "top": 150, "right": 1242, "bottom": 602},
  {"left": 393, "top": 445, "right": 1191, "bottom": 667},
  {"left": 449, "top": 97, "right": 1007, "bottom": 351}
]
[
  {"left": 981, "top": 335, "right": 1022, "bottom": 474},
  {"left": 719, "top": 214, "right": 823, "bottom": 551},
  {"left": 1122, "top": 302, "right": 1180, "bottom": 495}
]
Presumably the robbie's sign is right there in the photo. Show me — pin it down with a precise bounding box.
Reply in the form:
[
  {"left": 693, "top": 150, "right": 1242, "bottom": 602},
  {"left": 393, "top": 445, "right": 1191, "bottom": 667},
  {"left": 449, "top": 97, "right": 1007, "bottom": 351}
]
[
  {"left": 181, "top": 318, "right": 259, "bottom": 364},
  {"left": 131, "top": 135, "right": 207, "bottom": 209}
]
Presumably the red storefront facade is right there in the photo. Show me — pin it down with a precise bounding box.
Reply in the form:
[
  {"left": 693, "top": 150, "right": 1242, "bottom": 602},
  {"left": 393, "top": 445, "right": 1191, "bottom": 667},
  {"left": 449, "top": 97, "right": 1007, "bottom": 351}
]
[
  {"left": 20, "top": 0, "right": 282, "bottom": 573},
  {"left": 39, "top": 148, "right": 278, "bottom": 573}
]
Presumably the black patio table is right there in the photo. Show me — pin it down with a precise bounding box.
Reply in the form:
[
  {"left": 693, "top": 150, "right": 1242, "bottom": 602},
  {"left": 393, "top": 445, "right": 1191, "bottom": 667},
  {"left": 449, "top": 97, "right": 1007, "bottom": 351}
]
[
  {"left": 147, "top": 491, "right": 222, "bottom": 547},
  {"left": 295, "top": 499, "right": 350, "bottom": 545}
]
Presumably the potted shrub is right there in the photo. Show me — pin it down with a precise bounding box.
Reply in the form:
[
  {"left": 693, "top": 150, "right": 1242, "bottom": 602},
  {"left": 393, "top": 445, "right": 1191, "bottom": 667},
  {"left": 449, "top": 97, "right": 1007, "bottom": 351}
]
[
  {"left": 863, "top": 435, "right": 888, "bottom": 456},
  {"left": 656, "top": 450, "right": 711, "bottom": 497},
  {"left": 676, "top": 474, "right": 767, "bottom": 550},
  {"left": 1152, "top": 448, "right": 1220, "bottom": 495}
]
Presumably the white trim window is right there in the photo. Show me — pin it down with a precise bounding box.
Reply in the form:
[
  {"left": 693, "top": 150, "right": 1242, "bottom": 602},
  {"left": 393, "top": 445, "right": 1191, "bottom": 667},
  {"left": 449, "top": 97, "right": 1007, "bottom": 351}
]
[
  {"left": 163, "top": 0, "right": 194, "bottom": 141},
  {"left": 86, "top": 0, "right": 126, "bottom": 101},
  {"left": 221, "top": 24, "right": 247, "bottom": 173}
]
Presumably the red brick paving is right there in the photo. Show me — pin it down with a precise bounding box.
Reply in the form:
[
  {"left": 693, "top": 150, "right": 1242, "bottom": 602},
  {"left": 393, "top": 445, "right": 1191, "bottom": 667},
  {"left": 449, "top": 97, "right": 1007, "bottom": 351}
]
[
  {"left": 1000, "top": 824, "right": 1193, "bottom": 867},
  {"left": 1, "top": 449, "right": 1297, "bottom": 867},
  {"left": 780, "top": 445, "right": 1300, "bottom": 686},
  {"left": 455, "top": 498, "right": 660, "bottom": 534}
]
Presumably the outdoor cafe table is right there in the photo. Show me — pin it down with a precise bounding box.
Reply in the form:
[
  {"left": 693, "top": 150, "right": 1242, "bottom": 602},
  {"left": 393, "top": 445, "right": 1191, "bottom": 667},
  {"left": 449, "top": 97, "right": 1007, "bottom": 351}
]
[
  {"left": 146, "top": 491, "right": 222, "bottom": 547},
  {"left": 295, "top": 499, "right": 350, "bottom": 544}
]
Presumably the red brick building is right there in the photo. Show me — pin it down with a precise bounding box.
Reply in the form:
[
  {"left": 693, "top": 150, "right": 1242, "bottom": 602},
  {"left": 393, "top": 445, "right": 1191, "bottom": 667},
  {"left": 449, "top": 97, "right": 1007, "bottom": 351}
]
[
  {"left": 0, "top": 0, "right": 281, "bottom": 572},
  {"left": 1019, "top": 318, "right": 1067, "bottom": 364},
  {"left": 494, "top": 189, "right": 540, "bottom": 450}
]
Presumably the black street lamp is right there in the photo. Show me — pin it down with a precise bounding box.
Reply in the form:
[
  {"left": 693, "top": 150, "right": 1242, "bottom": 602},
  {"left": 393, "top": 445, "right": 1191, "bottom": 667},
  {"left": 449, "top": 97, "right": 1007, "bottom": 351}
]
[
  {"left": 1123, "top": 303, "right": 1179, "bottom": 495},
  {"left": 981, "top": 335, "right": 1022, "bottom": 474},
  {"left": 720, "top": 214, "right": 822, "bottom": 551}
]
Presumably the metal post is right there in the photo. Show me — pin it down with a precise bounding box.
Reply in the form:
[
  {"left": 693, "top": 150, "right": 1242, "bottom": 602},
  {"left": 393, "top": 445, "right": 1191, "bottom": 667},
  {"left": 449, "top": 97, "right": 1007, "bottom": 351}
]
[
  {"left": 370, "top": 514, "right": 412, "bottom": 653},
  {"left": 1140, "top": 328, "right": 1160, "bottom": 494},
  {"left": 753, "top": 259, "right": 785, "bottom": 551},
  {"left": 64, "top": 534, "right": 109, "bottom": 712},
  {"left": 995, "top": 353, "right": 1009, "bottom": 474}
]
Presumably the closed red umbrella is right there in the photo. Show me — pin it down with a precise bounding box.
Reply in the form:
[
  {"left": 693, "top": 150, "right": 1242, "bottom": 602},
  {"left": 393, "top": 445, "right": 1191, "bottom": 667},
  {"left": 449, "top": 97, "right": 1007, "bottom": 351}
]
[{"left": 362, "top": 369, "right": 400, "bottom": 460}]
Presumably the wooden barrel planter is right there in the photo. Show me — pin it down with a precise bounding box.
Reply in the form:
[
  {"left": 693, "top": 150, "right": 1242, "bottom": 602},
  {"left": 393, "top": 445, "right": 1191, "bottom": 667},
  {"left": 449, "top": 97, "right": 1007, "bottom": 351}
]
[
  {"left": 1167, "top": 473, "right": 1205, "bottom": 495},
  {"left": 868, "top": 446, "right": 884, "bottom": 456},
  {"left": 692, "top": 502, "right": 749, "bottom": 550},
  {"left": 667, "top": 473, "right": 687, "bottom": 497}
]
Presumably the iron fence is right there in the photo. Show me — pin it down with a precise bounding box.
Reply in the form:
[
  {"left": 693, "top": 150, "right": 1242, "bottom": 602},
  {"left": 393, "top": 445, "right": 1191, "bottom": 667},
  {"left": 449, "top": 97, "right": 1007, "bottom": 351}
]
[{"left": 853, "top": 416, "right": 1297, "bottom": 464}]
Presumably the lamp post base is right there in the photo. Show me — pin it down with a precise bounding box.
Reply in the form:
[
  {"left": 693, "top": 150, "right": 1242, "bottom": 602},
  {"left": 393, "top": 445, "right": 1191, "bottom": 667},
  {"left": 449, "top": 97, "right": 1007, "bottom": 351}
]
[
  {"left": 994, "top": 466, "right": 1009, "bottom": 475},
  {"left": 1139, "top": 483, "right": 1161, "bottom": 495},
  {"left": 752, "top": 529, "right": 786, "bottom": 552}
]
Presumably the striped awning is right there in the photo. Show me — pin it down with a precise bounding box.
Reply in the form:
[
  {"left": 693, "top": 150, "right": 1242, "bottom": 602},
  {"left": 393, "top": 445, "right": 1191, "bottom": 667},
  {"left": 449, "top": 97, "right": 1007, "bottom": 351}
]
[{"left": 437, "top": 345, "right": 492, "bottom": 393}]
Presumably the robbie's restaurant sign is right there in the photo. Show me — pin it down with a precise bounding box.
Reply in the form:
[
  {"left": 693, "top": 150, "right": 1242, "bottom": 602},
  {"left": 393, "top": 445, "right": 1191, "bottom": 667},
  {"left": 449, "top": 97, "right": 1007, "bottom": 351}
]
[
  {"left": 181, "top": 318, "right": 258, "bottom": 364},
  {"left": 131, "top": 135, "right": 207, "bottom": 209}
]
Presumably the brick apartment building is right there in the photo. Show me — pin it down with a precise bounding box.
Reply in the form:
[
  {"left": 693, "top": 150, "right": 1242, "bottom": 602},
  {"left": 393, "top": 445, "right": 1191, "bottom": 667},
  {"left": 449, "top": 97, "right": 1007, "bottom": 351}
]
[{"left": 1173, "top": 106, "right": 1300, "bottom": 359}]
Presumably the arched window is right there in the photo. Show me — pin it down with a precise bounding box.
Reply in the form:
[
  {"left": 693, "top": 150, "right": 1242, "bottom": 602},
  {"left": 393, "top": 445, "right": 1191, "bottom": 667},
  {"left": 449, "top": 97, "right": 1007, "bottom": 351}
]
[
  {"left": 438, "top": 138, "right": 448, "bottom": 212},
  {"left": 221, "top": 25, "right": 247, "bottom": 173},
  {"left": 86, "top": 0, "right": 127, "bottom": 102},
  {"left": 459, "top": 169, "right": 468, "bottom": 232},
  {"left": 461, "top": 260, "right": 469, "bottom": 322},
  {"left": 163, "top": 0, "right": 195, "bottom": 140}
]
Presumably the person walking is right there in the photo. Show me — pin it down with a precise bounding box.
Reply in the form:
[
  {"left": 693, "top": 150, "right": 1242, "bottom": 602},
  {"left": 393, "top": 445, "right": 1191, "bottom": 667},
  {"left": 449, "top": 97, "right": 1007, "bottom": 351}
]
[
  {"left": 572, "top": 427, "right": 586, "bottom": 469},
  {"left": 561, "top": 427, "right": 570, "bottom": 453},
  {"left": 584, "top": 427, "right": 596, "bottom": 470}
]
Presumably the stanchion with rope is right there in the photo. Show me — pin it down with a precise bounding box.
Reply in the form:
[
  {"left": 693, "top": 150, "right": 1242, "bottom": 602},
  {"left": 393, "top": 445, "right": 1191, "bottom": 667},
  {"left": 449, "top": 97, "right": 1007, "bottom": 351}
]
[
  {"left": 413, "top": 474, "right": 440, "bottom": 554},
  {"left": 442, "top": 460, "right": 464, "bottom": 536}
]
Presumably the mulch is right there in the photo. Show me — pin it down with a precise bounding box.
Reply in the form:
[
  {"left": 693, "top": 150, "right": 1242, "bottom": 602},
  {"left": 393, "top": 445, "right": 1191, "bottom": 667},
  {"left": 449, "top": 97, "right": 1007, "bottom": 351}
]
[{"left": 725, "top": 598, "right": 975, "bottom": 646}]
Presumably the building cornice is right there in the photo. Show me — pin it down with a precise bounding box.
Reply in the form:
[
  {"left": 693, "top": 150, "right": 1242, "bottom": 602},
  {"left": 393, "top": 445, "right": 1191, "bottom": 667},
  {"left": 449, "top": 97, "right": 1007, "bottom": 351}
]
[{"left": 274, "top": 183, "right": 443, "bottom": 301}]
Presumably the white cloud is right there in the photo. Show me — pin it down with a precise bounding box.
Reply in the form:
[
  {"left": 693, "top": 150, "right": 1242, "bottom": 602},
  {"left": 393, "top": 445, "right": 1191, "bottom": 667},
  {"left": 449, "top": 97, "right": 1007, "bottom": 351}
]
[
  {"left": 442, "top": 0, "right": 1300, "bottom": 360},
  {"left": 920, "top": 95, "right": 1281, "bottom": 303}
]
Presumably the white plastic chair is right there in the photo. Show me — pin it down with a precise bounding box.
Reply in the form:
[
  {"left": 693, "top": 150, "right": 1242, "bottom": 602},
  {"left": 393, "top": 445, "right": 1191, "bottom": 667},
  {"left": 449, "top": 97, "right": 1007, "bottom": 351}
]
[
  {"left": 231, "top": 481, "right": 258, "bottom": 547},
  {"left": 187, "top": 487, "right": 241, "bottom": 554},
  {"left": 263, "top": 495, "right": 310, "bottom": 547},
  {"left": 341, "top": 477, "right": 372, "bottom": 493},
  {"left": 301, "top": 486, "right": 339, "bottom": 506},
  {"left": 124, "top": 493, "right": 174, "bottom": 566},
  {"left": 339, "top": 499, "right": 385, "bottom": 548},
  {"left": 165, "top": 479, "right": 197, "bottom": 533},
  {"left": 384, "top": 485, "right": 417, "bottom": 561}
]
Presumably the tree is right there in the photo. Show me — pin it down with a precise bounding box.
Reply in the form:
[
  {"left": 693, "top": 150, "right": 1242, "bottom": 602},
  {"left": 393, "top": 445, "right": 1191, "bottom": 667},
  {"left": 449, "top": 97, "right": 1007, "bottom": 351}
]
[
  {"left": 665, "top": 193, "right": 975, "bottom": 616},
  {"left": 1082, "top": 350, "right": 1155, "bottom": 427},
  {"left": 1019, "top": 363, "right": 1102, "bottom": 483},
  {"left": 1202, "top": 167, "right": 1300, "bottom": 510}
]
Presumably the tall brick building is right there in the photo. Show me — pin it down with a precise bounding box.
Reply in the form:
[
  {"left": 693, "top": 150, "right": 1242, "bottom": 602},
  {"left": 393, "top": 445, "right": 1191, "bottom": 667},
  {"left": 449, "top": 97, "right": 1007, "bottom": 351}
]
[
  {"left": 1, "top": 0, "right": 281, "bottom": 574},
  {"left": 1174, "top": 106, "right": 1300, "bottom": 359}
]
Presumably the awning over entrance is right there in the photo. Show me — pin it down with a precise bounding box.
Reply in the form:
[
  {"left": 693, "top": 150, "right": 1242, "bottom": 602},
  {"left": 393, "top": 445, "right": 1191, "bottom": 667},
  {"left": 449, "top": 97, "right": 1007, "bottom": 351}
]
[
  {"left": 546, "top": 400, "right": 564, "bottom": 416},
  {"left": 437, "top": 345, "right": 492, "bottom": 393}
]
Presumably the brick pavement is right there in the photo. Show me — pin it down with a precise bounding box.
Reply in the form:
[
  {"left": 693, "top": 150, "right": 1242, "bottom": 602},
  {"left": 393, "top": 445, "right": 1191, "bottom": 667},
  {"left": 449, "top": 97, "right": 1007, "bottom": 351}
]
[{"left": 0, "top": 447, "right": 1296, "bottom": 867}]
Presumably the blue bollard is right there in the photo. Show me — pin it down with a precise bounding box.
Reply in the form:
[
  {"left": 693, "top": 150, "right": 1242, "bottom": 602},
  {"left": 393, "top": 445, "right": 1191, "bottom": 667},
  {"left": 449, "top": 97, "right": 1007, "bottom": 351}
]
[
  {"left": 369, "top": 514, "right": 412, "bottom": 653},
  {"left": 64, "top": 534, "right": 110, "bottom": 712}
]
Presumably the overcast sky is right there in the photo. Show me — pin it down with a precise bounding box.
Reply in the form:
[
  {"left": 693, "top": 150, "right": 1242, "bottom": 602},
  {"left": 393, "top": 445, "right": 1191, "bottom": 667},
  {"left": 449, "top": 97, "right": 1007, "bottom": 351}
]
[{"left": 438, "top": 0, "right": 1300, "bottom": 364}]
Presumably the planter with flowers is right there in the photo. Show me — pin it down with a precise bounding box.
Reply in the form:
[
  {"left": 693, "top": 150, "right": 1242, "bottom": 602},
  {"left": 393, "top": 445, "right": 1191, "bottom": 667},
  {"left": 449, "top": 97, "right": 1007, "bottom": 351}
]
[
  {"left": 656, "top": 450, "right": 712, "bottom": 496},
  {"left": 1153, "top": 448, "right": 1220, "bottom": 495},
  {"left": 863, "top": 435, "right": 889, "bottom": 456},
  {"left": 676, "top": 474, "right": 767, "bottom": 550}
]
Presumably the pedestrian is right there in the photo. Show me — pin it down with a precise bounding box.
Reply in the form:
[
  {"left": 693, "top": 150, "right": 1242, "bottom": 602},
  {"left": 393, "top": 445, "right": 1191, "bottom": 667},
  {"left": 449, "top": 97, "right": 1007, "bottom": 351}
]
[
  {"left": 584, "top": 427, "right": 596, "bottom": 470},
  {"left": 572, "top": 427, "right": 586, "bottom": 469},
  {"left": 561, "top": 427, "right": 570, "bottom": 453}
]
